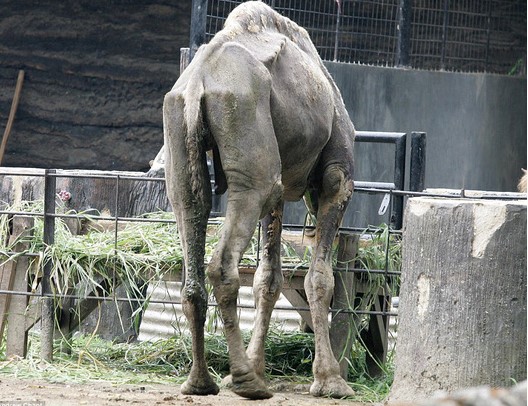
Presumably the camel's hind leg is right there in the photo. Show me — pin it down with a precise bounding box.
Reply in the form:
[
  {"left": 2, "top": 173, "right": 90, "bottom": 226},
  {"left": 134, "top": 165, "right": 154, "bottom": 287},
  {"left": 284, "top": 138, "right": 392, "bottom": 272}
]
[
  {"left": 206, "top": 70, "right": 283, "bottom": 399},
  {"left": 206, "top": 175, "right": 283, "bottom": 401},
  {"left": 305, "top": 164, "right": 355, "bottom": 398},
  {"left": 163, "top": 91, "right": 219, "bottom": 396},
  {"left": 203, "top": 42, "right": 284, "bottom": 399}
]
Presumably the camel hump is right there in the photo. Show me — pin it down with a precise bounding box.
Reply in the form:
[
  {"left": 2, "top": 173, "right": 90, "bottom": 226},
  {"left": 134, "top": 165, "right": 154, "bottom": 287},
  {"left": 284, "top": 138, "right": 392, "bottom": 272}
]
[
  {"left": 209, "top": 1, "right": 318, "bottom": 67},
  {"left": 224, "top": 1, "right": 310, "bottom": 43}
]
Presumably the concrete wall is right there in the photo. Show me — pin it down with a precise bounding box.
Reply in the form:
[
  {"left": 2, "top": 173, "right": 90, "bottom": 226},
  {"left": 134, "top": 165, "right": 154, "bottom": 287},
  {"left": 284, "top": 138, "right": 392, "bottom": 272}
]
[
  {"left": 283, "top": 64, "right": 527, "bottom": 228},
  {"left": 330, "top": 63, "right": 527, "bottom": 192}
]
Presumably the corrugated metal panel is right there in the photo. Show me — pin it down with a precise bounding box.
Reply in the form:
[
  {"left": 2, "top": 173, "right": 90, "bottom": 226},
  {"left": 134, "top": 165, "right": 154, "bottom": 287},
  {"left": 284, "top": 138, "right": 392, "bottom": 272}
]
[
  {"left": 138, "top": 282, "right": 303, "bottom": 341},
  {"left": 388, "top": 297, "right": 398, "bottom": 351},
  {"left": 138, "top": 282, "right": 399, "bottom": 350}
]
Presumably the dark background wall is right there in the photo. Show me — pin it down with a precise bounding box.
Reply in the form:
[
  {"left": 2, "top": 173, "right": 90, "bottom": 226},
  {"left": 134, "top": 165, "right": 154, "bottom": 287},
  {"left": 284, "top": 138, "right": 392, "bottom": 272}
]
[
  {"left": 332, "top": 63, "right": 527, "bottom": 192},
  {"left": 0, "top": 0, "right": 192, "bottom": 171}
]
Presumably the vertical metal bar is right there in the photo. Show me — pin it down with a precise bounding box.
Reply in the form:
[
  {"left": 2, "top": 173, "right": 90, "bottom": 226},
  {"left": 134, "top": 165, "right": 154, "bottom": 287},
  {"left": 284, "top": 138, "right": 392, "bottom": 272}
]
[
  {"left": 190, "top": 0, "right": 208, "bottom": 59},
  {"left": 485, "top": 0, "right": 492, "bottom": 71},
  {"left": 409, "top": 132, "right": 427, "bottom": 192},
  {"left": 333, "top": 0, "right": 342, "bottom": 62},
  {"left": 41, "top": 169, "right": 56, "bottom": 361},
  {"left": 256, "top": 221, "right": 261, "bottom": 268},
  {"left": 113, "top": 175, "right": 120, "bottom": 297},
  {"left": 384, "top": 193, "right": 393, "bottom": 311},
  {"left": 392, "top": 134, "right": 406, "bottom": 230},
  {"left": 396, "top": 0, "right": 412, "bottom": 66},
  {"left": 440, "top": 0, "right": 450, "bottom": 69}
]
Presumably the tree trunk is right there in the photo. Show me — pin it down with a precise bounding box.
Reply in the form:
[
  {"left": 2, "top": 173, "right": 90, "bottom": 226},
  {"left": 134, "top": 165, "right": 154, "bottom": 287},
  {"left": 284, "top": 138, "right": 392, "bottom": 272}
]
[
  {"left": 0, "top": 167, "right": 171, "bottom": 216},
  {"left": 388, "top": 197, "right": 527, "bottom": 403}
]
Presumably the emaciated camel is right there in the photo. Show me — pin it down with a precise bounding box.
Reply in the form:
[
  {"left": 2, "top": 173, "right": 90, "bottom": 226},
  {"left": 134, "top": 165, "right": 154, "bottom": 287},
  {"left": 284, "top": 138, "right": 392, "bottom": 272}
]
[{"left": 163, "top": 1, "right": 355, "bottom": 400}]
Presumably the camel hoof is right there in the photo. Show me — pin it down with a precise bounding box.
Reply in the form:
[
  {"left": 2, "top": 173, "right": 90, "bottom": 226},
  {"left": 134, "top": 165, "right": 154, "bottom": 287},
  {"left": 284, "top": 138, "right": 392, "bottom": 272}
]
[
  {"left": 310, "top": 376, "right": 355, "bottom": 398},
  {"left": 221, "top": 374, "right": 233, "bottom": 388},
  {"left": 181, "top": 378, "right": 220, "bottom": 396},
  {"left": 231, "top": 372, "right": 273, "bottom": 400}
]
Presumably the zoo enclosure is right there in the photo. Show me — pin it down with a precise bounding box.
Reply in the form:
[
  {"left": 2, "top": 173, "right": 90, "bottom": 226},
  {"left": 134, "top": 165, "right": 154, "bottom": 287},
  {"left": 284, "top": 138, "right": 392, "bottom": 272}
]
[
  {"left": 0, "top": 171, "right": 402, "bottom": 375},
  {"left": 1, "top": 144, "right": 526, "bottom": 374},
  {"left": 195, "top": 0, "right": 526, "bottom": 75},
  {"left": 0, "top": 129, "right": 426, "bottom": 372}
]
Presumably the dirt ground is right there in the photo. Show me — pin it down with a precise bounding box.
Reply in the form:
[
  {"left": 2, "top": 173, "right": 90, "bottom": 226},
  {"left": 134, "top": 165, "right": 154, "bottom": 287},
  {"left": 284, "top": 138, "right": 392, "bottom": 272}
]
[{"left": 0, "top": 376, "right": 380, "bottom": 406}]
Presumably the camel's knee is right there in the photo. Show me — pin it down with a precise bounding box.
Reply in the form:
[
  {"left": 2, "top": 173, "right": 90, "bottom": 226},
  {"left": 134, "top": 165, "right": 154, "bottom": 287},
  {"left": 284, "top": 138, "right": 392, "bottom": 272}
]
[
  {"left": 322, "top": 165, "right": 353, "bottom": 202},
  {"left": 181, "top": 280, "right": 208, "bottom": 322},
  {"left": 253, "top": 266, "right": 283, "bottom": 303},
  {"left": 207, "top": 263, "right": 240, "bottom": 307},
  {"left": 305, "top": 260, "right": 334, "bottom": 303}
]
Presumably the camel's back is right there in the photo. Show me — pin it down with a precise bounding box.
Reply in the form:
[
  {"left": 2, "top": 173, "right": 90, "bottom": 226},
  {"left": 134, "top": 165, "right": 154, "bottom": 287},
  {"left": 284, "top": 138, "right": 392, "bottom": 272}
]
[
  {"left": 179, "top": 1, "right": 354, "bottom": 201},
  {"left": 193, "top": 2, "right": 354, "bottom": 201},
  {"left": 213, "top": 2, "right": 348, "bottom": 120}
]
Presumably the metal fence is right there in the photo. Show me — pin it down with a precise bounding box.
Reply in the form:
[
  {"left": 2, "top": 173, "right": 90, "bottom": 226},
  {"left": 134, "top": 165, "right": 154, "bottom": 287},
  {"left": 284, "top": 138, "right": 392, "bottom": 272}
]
[
  {"left": 0, "top": 168, "right": 404, "bottom": 369},
  {"left": 201, "top": 0, "right": 526, "bottom": 75},
  {"left": 0, "top": 130, "right": 424, "bottom": 370},
  {"left": 1, "top": 165, "right": 525, "bottom": 368}
]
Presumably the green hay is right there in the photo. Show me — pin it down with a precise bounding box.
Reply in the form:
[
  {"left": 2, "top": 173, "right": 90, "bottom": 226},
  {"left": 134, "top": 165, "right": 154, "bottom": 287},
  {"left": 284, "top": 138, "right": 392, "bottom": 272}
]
[
  {"left": 0, "top": 329, "right": 392, "bottom": 402},
  {"left": 0, "top": 201, "right": 399, "bottom": 403}
]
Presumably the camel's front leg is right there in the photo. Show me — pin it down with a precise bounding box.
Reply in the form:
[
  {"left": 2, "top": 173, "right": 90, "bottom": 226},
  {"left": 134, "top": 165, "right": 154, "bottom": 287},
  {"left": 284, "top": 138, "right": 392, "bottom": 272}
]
[
  {"left": 246, "top": 203, "right": 284, "bottom": 379},
  {"left": 207, "top": 194, "right": 278, "bottom": 400},
  {"left": 305, "top": 165, "right": 355, "bottom": 398}
]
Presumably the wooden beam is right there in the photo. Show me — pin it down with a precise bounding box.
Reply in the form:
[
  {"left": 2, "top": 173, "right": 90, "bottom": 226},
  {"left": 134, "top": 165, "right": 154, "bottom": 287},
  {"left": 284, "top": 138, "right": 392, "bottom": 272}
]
[
  {"left": 24, "top": 295, "right": 41, "bottom": 332},
  {"left": 361, "top": 291, "right": 390, "bottom": 376},
  {"left": 281, "top": 288, "right": 313, "bottom": 332},
  {"left": 0, "top": 236, "right": 17, "bottom": 347},
  {"left": 0, "top": 70, "right": 25, "bottom": 165},
  {"left": 68, "top": 278, "right": 122, "bottom": 332},
  {"left": 4, "top": 216, "right": 34, "bottom": 359},
  {"left": 330, "top": 232, "right": 360, "bottom": 380}
]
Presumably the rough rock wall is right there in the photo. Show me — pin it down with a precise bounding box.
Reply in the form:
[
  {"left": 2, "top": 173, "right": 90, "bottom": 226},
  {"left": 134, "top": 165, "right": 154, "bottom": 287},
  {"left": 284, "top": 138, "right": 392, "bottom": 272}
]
[{"left": 0, "top": 0, "right": 191, "bottom": 171}]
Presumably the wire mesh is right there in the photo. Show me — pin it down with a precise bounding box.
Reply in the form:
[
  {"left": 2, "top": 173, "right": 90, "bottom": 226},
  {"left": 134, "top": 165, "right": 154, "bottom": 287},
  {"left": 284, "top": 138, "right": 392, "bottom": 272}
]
[
  {"left": 205, "top": 0, "right": 526, "bottom": 75},
  {"left": 411, "top": 0, "right": 526, "bottom": 73}
]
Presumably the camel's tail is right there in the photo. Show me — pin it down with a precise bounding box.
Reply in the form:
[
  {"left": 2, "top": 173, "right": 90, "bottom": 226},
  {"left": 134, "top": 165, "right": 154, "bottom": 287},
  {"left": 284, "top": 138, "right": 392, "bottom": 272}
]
[
  {"left": 182, "top": 77, "right": 209, "bottom": 199},
  {"left": 163, "top": 75, "right": 212, "bottom": 256}
]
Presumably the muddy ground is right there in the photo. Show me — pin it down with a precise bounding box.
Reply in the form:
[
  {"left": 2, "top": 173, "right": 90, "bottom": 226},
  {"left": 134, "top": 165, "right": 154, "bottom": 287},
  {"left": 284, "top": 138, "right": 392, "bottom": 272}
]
[{"left": 0, "top": 376, "right": 381, "bottom": 406}]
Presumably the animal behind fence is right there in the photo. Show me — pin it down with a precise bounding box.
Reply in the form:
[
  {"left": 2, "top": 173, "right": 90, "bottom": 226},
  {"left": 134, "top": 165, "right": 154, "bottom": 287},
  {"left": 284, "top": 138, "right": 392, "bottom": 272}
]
[{"left": 163, "top": 1, "right": 357, "bottom": 400}]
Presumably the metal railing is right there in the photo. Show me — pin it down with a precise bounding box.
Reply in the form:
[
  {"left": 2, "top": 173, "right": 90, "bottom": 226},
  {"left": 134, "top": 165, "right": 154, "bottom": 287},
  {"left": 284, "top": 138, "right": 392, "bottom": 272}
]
[{"left": 2, "top": 163, "right": 526, "bottom": 364}]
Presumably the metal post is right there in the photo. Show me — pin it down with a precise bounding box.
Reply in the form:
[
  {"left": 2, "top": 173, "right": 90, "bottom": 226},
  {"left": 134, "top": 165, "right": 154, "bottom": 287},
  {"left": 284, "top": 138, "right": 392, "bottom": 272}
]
[
  {"left": 41, "top": 169, "right": 56, "bottom": 361},
  {"left": 392, "top": 134, "right": 406, "bottom": 229},
  {"left": 440, "top": 0, "right": 450, "bottom": 70},
  {"left": 396, "top": 0, "right": 412, "bottom": 66},
  {"left": 333, "top": 0, "right": 342, "bottom": 62},
  {"left": 409, "top": 132, "right": 427, "bottom": 192},
  {"left": 485, "top": 1, "right": 493, "bottom": 71},
  {"left": 190, "top": 0, "right": 208, "bottom": 59}
]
